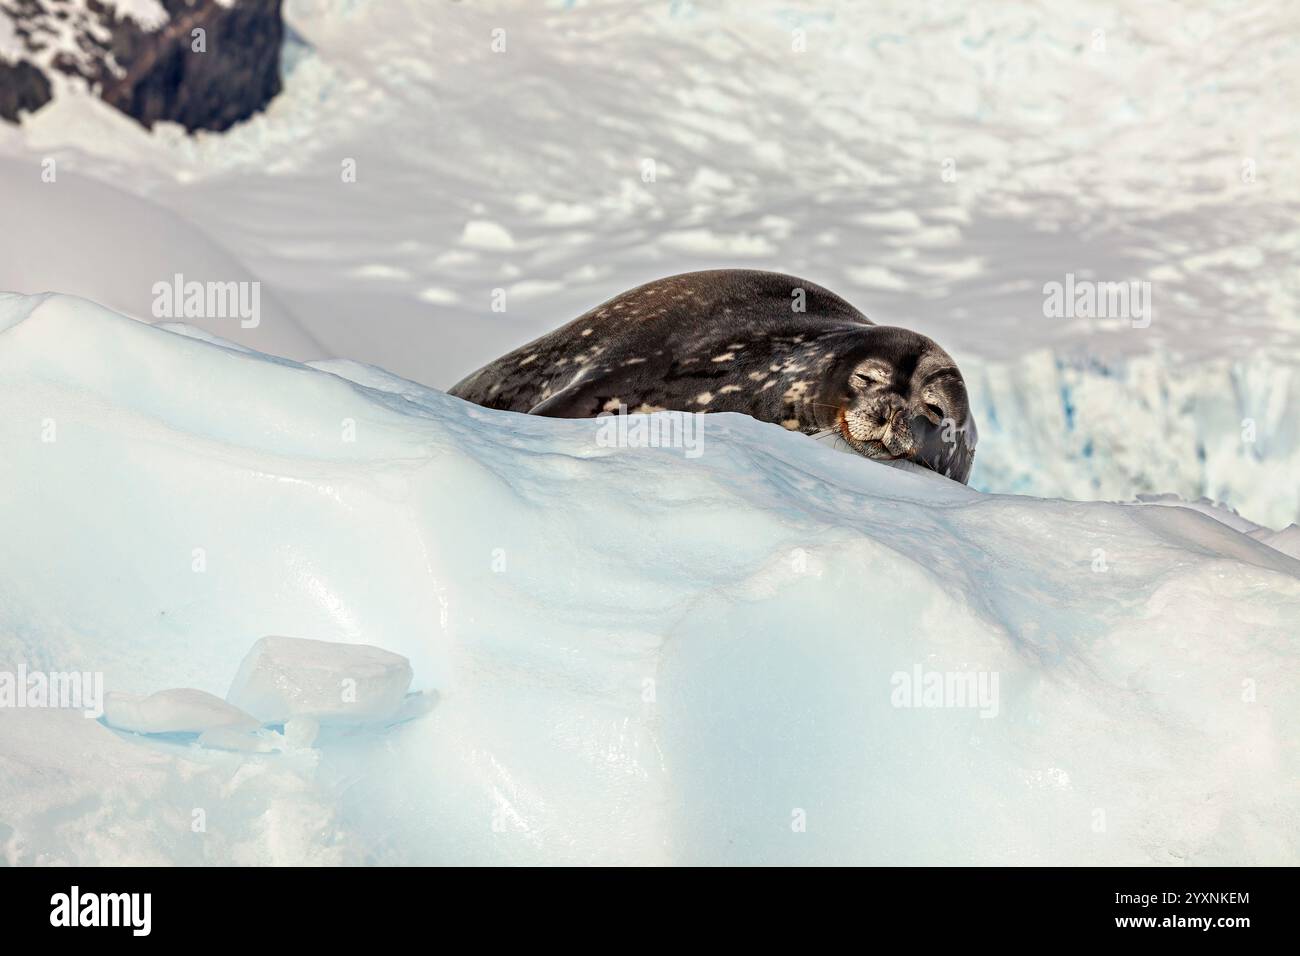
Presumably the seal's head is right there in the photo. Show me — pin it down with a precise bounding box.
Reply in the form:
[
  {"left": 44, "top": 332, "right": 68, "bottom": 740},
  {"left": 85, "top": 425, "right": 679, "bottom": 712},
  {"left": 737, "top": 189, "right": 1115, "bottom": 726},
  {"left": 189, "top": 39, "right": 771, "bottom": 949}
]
[{"left": 829, "top": 328, "right": 978, "bottom": 483}]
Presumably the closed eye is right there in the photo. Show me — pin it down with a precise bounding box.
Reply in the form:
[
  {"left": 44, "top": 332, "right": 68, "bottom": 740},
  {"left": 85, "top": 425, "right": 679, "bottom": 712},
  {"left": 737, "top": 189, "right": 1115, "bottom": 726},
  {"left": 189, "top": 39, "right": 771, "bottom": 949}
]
[{"left": 852, "top": 370, "right": 890, "bottom": 387}]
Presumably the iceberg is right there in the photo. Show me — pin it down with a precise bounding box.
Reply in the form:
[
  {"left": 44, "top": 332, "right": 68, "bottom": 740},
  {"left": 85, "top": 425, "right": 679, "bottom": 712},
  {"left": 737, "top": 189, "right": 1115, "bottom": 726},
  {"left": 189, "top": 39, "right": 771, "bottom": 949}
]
[{"left": 0, "top": 293, "right": 1296, "bottom": 865}]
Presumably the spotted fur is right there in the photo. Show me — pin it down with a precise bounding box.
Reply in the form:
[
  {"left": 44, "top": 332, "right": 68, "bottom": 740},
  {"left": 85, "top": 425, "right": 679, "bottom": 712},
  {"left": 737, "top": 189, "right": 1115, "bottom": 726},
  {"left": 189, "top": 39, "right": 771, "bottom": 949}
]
[{"left": 448, "top": 269, "right": 978, "bottom": 482}]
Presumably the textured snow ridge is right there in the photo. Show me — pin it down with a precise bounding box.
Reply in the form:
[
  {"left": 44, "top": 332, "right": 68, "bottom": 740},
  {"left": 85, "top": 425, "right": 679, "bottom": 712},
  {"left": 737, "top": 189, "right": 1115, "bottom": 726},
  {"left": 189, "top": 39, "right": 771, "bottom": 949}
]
[
  {"left": 968, "top": 351, "right": 1300, "bottom": 529},
  {"left": 1, "top": 293, "right": 1297, "bottom": 866}
]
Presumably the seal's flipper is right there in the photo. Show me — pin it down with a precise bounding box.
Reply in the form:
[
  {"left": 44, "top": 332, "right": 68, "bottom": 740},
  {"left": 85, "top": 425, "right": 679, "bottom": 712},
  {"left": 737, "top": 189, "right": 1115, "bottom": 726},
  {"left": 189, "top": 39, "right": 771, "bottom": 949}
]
[{"left": 528, "top": 383, "right": 591, "bottom": 417}]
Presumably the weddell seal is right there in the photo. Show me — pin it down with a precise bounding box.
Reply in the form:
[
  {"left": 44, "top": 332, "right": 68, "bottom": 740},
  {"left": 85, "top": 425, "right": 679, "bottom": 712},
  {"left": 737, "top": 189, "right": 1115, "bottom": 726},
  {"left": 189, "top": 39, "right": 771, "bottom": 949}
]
[{"left": 449, "top": 269, "right": 978, "bottom": 482}]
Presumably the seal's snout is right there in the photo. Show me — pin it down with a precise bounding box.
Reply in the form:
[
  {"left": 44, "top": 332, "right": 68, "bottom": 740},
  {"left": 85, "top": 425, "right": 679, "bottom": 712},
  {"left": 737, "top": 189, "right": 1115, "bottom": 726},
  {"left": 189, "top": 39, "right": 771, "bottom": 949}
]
[
  {"left": 838, "top": 403, "right": 918, "bottom": 463},
  {"left": 838, "top": 352, "right": 977, "bottom": 482},
  {"left": 881, "top": 407, "right": 918, "bottom": 458}
]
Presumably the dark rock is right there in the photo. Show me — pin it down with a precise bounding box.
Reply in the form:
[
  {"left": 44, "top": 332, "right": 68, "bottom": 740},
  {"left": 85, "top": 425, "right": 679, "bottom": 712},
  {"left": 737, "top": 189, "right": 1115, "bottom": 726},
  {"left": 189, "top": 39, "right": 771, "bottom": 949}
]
[
  {"left": 0, "top": 57, "right": 51, "bottom": 122},
  {"left": 0, "top": 0, "right": 283, "bottom": 132}
]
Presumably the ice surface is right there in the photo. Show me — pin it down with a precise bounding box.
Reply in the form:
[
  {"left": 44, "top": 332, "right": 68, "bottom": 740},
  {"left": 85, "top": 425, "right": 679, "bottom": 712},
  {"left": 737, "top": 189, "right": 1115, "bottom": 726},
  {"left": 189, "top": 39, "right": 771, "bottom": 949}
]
[
  {"left": 226, "top": 636, "right": 414, "bottom": 725},
  {"left": 1, "top": 293, "right": 1297, "bottom": 865},
  {"left": 100, "top": 631, "right": 414, "bottom": 750},
  {"left": 282, "top": 717, "right": 321, "bottom": 749},
  {"left": 102, "top": 688, "right": 257, "bottom": 736},
  {"left": 1256, "top": 526, "right": 1300, "bottom": 562}
]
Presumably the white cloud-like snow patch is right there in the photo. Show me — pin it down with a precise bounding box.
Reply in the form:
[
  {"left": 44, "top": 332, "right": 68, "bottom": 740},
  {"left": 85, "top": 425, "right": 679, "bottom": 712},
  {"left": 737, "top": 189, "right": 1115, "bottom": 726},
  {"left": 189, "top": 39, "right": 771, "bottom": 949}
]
[
  {"left": 103, "top": 0, "right": 169, "bottom": 32},
  {"left": 0, "top": 9, "right": 22, "bottom": 61},
  {"left": 459, "top": 219, "right": 515, "bottom": 251},
  {"left": 660, "top": 228, "right": 777, "bottom": 257}
]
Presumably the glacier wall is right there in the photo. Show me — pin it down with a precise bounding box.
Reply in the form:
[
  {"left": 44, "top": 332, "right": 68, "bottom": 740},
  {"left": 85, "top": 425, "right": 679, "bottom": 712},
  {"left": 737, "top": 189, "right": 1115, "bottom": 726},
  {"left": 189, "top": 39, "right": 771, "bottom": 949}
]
[{"left": 968, "top": 350, "right": 1300, "bottom": 529}]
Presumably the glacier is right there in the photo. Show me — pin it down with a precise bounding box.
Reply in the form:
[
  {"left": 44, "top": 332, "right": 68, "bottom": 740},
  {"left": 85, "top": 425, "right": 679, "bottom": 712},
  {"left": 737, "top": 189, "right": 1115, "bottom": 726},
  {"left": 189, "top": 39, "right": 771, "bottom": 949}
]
[
  {"left": 1, "top": 292, "right": 1296, "bottom": 865},
  {"left": 968, "top": 351, "right": 1300, "bottom": 530}
]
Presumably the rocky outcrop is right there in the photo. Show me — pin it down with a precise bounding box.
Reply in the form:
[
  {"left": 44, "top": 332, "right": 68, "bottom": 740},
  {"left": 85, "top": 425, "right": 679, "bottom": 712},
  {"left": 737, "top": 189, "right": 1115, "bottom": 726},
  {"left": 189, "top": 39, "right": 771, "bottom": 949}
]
[
  {"left": 0, "top": 56, "right": 50, "bottom": 122},
  {"left": 0, "top": 0, "right": 282, "bottom": 131}
]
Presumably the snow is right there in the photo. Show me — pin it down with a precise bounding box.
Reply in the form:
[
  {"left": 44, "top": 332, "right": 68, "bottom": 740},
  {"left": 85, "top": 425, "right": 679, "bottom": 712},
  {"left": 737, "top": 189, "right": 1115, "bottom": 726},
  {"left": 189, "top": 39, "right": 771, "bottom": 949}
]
[
  {"left": 103, "top": 689, "right": 257, "bottom": 736},
  {"left": 1, "top": 292, "right": 1296, "bottom": 865},
  {"left": 1259, "top": 526, "right": 1300, "bottom": 561},
  {"left": 0, "top": 10, "right": 20, "bottom": 62},
  {"left": 2, "top": 0, "right": 1298, "bottom": 864},
  {"left": 459, "top": 220, "right": 516, "bottom": 252},
  {"left": 101, "top": 1, "right": 169, "bottom": 32},
  {"left": 0, "top": 157, "right": 324, "bottom": 359},
  {"left": 2, "top": 0, "right": 1296, "bottom": 528},
  {"left": 0, "top": 1, "right": 113, "bottom": 77}
]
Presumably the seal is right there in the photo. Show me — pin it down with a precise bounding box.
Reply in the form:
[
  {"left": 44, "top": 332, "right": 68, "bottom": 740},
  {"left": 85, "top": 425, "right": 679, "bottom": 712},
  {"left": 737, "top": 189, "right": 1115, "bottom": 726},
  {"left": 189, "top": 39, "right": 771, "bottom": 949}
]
[{"left": 448, "top": 269, "right": 978, "bottom": 482}]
